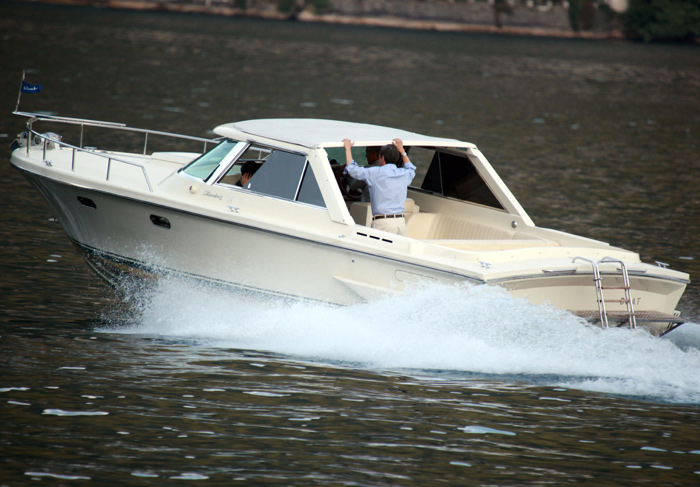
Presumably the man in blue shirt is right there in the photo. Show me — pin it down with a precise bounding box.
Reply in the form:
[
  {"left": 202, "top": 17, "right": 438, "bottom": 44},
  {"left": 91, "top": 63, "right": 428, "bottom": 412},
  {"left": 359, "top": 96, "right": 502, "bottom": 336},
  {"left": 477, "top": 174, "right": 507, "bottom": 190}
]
[
  {"left": 345, "top": 146, "right": 381, "bottom": 202},
  {"left": 343, "top": 137, "right": 416, "bottom": 236}
]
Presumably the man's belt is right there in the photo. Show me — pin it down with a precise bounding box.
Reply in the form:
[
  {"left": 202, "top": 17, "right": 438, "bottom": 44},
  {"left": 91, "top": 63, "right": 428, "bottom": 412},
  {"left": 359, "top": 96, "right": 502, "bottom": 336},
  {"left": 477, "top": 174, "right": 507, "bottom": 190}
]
[{"left": 373, "top": 213, "right": 405, "bottom": 220}]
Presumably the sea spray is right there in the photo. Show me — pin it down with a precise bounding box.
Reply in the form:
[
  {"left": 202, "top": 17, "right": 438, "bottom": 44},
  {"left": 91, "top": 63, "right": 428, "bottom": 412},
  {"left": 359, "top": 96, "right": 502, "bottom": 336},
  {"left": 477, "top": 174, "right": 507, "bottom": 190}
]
[{"left": 100, "top": 275, "right": 700, "bottom": 404}]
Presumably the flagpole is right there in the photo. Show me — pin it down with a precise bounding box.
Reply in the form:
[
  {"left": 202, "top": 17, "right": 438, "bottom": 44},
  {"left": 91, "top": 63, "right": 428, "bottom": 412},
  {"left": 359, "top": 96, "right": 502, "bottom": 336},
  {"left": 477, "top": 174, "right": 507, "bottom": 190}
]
[{"left": 14, "top": 70, "right": 26, "bottom": 114}]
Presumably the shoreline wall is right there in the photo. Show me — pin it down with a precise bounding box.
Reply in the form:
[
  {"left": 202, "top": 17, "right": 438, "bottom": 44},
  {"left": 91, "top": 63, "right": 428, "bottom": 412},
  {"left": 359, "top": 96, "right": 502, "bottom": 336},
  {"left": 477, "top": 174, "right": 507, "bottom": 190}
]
[{"left": 32, "top": 0, "right": 626, "bottom": 39}]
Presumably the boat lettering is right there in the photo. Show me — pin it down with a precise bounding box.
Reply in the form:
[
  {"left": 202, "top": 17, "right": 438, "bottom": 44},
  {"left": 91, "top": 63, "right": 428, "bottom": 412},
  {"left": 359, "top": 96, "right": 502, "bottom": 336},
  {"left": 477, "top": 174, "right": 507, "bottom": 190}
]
[{"left": 202, "top": 190, "right": 223, "bottom": 200}]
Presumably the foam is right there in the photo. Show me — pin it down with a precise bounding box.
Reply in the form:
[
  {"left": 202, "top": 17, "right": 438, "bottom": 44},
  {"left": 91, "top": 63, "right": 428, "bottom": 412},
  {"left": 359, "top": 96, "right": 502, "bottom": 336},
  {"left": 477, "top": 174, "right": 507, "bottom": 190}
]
[{"left": 101, "top": 277, "right": 700, "bottom": 404}]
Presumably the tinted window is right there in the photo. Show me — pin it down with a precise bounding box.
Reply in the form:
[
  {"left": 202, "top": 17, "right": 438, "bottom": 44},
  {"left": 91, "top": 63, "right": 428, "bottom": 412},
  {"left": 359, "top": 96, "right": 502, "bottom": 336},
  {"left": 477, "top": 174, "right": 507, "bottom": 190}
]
[
  {"left": 247, "top": 150, "right": 304, "bottom": 200},
  {"left": 421, "top": 151, "right": 503, "bottom": 209},
  {"left": 245, "top": 150, "right": 326, "bottom": 208},
  {"left": 297, "top": 165, "right": 324, "bottom": 207}
]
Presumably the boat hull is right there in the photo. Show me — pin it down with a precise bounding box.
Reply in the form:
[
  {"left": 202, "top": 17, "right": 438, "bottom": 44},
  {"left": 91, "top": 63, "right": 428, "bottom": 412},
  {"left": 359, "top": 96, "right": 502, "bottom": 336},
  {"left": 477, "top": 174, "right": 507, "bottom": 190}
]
[
  {"left": 18, "top": 169, "right": 687, "bottom": 336},
  {"left": 21, "top": 170, "right": 487, "bottom": 299}
]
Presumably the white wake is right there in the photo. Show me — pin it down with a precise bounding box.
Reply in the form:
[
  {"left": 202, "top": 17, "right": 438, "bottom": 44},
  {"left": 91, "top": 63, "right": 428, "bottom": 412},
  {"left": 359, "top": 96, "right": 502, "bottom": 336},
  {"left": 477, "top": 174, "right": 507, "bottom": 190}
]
[{"left": 102, "top": 277, "right": 700, "bottom": 404}]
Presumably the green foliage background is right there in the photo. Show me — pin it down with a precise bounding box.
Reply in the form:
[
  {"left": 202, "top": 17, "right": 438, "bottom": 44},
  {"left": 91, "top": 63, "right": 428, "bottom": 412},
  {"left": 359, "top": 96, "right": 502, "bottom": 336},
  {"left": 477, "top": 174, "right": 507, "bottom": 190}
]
[{"left": 624, "top": 0, "right": 700, "bottom": 42}]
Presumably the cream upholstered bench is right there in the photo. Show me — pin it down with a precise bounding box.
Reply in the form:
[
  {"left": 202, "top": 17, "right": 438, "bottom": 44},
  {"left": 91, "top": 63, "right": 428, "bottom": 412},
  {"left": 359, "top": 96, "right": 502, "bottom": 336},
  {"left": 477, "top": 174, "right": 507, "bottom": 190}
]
[
  {"left": 406, "top": 213, "right": 560, "bottom": 249},
  {"left": 406, "top": 213, "right": 514, "bottom": 240},
  {"left": 350, "top": 203, "right": 558, "bottom": 248},
  {"left": 426, "top": 239, "right": 560, "bottom": 251}
]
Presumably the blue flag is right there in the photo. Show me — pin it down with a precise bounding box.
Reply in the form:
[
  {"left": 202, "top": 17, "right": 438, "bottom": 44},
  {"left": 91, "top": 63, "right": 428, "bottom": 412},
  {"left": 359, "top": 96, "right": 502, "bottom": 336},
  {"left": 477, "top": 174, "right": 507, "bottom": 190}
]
[{"left": 21, "top": 80, "right": 42, "bottom": 94}]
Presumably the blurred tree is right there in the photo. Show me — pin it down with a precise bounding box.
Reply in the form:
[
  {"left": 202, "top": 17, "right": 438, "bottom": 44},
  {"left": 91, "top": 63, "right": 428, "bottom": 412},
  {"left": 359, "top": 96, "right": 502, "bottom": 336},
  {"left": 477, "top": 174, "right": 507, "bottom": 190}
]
[
  {"left": 277, "top": 0, "right": 328, "bottom": 18},
  {"left": 624, "top": 0, "right": 700, "bottom": 42},
  {"left": 568, "top": 0, "right": 598, "bottom": 32},
  {"left": 493, "top": 0, "right": 513, "bottom": 29},
  {"left": 569, "top": 0, "right": 582, "bottom": 31},
  {"left": 579, "top": 0, "right": 597, "bottom": 30}
]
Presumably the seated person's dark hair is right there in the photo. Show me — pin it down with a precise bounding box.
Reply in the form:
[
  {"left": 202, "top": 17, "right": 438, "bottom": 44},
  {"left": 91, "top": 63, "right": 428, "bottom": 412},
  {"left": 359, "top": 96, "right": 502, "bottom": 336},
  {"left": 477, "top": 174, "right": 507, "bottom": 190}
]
[
  {"left": 380, "top": 144, "right": 402, "bottom": 167},
  {"left": 241, "top": 160, "right": 260, "bottom": 176},
  {"left": 235, "top": 161, "right": 261, "bottom": 186}
]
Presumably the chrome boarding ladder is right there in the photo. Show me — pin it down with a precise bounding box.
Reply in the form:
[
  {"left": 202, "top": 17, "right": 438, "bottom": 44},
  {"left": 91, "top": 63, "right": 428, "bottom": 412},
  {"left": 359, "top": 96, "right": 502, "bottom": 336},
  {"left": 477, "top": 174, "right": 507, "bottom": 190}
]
[{"left": 573, "top": 257, "right": 637, "bottom": 329}]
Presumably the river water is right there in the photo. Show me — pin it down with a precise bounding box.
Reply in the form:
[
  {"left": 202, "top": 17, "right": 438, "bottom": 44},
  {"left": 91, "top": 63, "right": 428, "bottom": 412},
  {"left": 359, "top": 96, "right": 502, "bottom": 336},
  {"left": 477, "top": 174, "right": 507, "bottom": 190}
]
[{"left": 1, "top": 2, "right": 700, "bottom": 485}]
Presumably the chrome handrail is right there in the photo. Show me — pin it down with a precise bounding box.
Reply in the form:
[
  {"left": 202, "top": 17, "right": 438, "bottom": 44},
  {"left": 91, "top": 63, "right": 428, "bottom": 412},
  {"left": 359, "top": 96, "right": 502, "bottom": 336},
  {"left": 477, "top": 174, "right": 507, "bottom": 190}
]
[
  {"left": 33, "top": 130, "right": 156, "bottom": 192},
  {"left": 15, "top": 111, "right": 216, "bottom": 153},
  {"left": 15, "top": 111, "right": 218, "bottom": 193}
]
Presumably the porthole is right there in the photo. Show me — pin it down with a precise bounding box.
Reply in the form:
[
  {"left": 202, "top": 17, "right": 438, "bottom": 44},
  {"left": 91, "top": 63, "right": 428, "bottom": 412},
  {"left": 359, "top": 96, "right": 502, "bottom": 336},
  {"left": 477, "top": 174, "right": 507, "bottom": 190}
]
[
  {"left": 77, "top": 196, "right": 96, "bottom": 209},
  {"left": 150, "top": 215, "right": 171, "bottom": 229}
]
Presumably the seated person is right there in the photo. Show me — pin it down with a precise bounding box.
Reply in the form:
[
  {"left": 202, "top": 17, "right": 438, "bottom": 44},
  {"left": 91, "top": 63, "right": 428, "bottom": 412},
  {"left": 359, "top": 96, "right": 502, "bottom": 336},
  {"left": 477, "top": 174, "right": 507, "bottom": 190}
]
[{"left": 236, "top": 161, "right": 260, "bottom": 188}]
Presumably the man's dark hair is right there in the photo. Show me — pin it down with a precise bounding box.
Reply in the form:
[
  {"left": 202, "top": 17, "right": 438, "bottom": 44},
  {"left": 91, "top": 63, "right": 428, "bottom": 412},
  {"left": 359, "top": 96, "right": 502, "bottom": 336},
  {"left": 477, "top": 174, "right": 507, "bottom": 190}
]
[
  {"left": 241, "top": 160, "right": 260, "bottom": 176},
  {"left": 380, "top": 144, "right": 401, "bottom": 167}
]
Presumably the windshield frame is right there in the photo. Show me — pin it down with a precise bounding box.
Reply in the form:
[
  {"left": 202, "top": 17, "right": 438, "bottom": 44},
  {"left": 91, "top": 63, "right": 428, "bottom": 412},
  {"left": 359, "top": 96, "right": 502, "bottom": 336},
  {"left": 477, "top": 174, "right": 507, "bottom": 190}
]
[{"left": 180, "top": 139, "right": 246, "bottom": 182}]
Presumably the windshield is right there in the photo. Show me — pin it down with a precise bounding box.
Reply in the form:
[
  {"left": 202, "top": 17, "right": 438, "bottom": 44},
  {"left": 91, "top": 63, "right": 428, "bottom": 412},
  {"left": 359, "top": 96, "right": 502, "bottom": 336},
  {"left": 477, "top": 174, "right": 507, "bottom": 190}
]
[{"left": 181, "top": 139, "right": 238, "bottom": 180}]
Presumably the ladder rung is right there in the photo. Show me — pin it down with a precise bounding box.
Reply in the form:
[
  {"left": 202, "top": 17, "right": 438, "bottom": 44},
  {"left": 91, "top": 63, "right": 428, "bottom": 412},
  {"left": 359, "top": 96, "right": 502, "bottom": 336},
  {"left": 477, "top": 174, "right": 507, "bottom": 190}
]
[
  {"left": 603, "top": 299, "right": 630, "bottom": 303},
  {"left": 602, "top": 286, "right": 630, "bottom": 290}
]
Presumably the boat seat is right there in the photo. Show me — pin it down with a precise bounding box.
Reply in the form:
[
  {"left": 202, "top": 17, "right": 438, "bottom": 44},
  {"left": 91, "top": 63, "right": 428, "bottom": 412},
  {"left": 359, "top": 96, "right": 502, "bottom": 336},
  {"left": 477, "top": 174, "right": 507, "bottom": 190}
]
[
  {"left": 403, "top": 198, "right": 419, "bottom": 222},
  {"left": 406, "top": 213, "right": 515, "bottom": 240},
  {"left": 349, "top": 199, "right": 419, "bottom": 227},
  {"left": 349, "top": 202, "right": 372, "bottom": 226},
  {"left": 220, "top": 174, "right": 242, "bottom": 186},
  {"left": 426, "top": 239, "right": 560, "bottom": 251}
]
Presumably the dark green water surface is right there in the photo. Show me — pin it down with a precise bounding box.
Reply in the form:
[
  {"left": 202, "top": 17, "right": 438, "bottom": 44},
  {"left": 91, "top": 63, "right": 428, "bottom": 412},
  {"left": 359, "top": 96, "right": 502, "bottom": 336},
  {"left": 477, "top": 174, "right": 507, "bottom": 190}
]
[{"left": 1, "top": 2, "right": 700, "bottom": 485}]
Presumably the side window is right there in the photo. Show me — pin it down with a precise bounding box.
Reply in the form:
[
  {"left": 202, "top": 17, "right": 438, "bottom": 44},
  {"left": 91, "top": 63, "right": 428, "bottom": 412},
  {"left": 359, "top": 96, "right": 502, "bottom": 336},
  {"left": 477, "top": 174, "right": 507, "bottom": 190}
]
[
  {"left": 181, "top": 139, "right": 238, "bottom": 180},
  {"left": 246, "top": 150, "right": 305, "bottom": 200},
  {"left": 218, "top": 146, "right": 270, "bottom": 187},
  {"left": 217, "top": 145, "right": 326, "bottom": 208},
  {"left": 420, "top": 150, "right": 503, "bottom": 210},
  {"left": 297, "top": 165, "right": 324, "bottom": 207}
]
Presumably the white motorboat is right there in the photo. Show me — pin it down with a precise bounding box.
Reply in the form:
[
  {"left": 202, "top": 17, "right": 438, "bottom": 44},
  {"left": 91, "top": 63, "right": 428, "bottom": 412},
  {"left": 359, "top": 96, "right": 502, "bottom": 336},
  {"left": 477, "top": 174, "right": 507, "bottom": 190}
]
[{"left": 10, "top": 112, "right": 689, "bottom": 335}]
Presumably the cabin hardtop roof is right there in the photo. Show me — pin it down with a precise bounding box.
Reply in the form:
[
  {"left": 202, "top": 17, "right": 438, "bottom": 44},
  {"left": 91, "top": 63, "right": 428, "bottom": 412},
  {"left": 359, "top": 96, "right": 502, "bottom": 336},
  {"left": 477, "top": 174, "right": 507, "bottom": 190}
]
[{"left": 214, "top": 118, "right": 475, "bottom": 150}]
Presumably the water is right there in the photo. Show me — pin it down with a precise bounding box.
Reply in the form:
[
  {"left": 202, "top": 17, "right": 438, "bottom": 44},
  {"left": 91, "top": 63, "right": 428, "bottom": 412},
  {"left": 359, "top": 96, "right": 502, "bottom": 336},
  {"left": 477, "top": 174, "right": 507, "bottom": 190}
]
[{"left": 1, "top": 2, "right": 700, "bottom": 485}]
